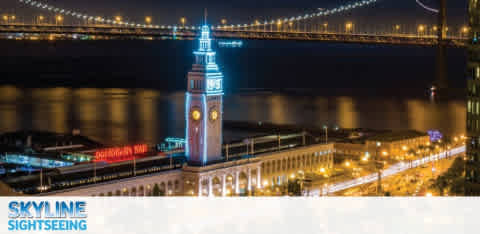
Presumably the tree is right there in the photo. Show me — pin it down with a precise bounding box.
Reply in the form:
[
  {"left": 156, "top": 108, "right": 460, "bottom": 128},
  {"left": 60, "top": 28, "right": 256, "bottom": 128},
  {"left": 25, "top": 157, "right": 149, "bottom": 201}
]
[
  {"left": 430, "top": 157, "right": 465, "bottom": 196},
  {"left": 287, "top": 179, "right": 302, "bottom": 196},
  {"left": 152, "top": 184, "right": 161, "bottom": 196}
]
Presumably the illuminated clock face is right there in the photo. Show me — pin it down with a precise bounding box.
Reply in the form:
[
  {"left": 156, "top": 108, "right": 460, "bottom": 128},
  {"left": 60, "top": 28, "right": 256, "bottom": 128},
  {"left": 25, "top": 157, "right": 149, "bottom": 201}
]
[
  {"left": 191, "top": 110, "right": 201, "bottom": 121},
  {"left": 210, "top": 109, "right": 219, "bottom": 121}
]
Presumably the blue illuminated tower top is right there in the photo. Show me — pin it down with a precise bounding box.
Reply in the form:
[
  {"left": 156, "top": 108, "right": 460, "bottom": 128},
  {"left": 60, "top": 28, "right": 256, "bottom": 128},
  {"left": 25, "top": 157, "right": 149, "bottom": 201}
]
[{"left": 189, "top": 25, "right": 223, "bottom": 95}]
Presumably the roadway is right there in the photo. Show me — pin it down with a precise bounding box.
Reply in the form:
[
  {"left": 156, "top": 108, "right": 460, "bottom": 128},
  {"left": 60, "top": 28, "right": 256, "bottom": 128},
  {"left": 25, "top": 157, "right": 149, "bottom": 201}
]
[
  {"left": 0, "top": 24, "right": 467, "bottom": 47},
  {"left": 308, "top": 145, "right": 466, "bottom": 196}
]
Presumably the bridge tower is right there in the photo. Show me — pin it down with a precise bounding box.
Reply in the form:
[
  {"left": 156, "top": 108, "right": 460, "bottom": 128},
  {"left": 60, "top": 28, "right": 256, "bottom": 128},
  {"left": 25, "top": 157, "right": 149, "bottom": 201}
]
[
  {"left": 434, "top": 0, "right": 448, "bottom": 90},
  {"left": 466, "top": 0, "right": 480, "bottom": 195},
  {"left": 185, "top": 25, "right": 224, "bottom": 166}
]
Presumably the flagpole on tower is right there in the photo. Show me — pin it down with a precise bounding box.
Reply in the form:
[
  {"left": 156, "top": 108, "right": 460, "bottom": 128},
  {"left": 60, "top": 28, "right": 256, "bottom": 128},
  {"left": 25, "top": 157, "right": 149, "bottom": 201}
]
[{"left": 204, "top": 8, "right": 208, "bottom": 25}]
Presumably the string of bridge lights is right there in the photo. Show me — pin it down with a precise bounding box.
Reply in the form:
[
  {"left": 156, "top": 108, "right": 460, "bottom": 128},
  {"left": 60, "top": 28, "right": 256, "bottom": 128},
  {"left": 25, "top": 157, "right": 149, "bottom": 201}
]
[{"left": 17, "top": 0, "right": 379, "bottom": 30}]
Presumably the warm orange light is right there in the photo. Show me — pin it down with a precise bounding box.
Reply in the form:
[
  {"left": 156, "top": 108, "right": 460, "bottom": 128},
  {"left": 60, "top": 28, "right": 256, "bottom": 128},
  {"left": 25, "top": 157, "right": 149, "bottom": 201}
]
[
  {"left": 192, "top": 110, "right": 201, "bottom": 121},
  {"left": 145, "top": 16, "right": 152, "bottom": 24},
  {"left": 418, "top": 25, "right": 425, "bottom": 32},
  {"left": 210, "top": 110, "right": 218, "bottom": 121}
]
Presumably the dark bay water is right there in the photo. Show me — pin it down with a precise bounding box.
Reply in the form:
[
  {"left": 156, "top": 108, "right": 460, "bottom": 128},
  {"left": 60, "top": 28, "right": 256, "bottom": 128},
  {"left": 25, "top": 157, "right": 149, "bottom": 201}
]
[{"left": 0, "top": 39, "right": 468, "bottom": 145}]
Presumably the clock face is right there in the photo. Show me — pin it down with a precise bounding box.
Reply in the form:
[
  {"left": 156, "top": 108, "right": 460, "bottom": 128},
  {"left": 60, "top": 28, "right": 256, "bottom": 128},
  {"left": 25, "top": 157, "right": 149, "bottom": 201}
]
[
  {"left": 210, "top": 109, "right": 219, "bottom": 121},
  {"left": 191, "top": 109, "right": 201, "bottom": 121}
]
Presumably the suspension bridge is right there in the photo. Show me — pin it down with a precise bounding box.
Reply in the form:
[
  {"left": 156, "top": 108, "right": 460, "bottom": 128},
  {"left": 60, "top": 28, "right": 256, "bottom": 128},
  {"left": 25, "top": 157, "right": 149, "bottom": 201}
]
[{"left": 0, "top": 0, "right": 469, "bottom": 47}]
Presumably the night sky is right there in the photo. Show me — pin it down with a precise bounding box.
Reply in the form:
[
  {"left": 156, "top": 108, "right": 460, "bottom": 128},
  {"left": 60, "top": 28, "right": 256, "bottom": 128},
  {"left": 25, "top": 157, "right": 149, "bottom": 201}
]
[{"left": 0, "top": 0, "right": 469, "bottom": 26}]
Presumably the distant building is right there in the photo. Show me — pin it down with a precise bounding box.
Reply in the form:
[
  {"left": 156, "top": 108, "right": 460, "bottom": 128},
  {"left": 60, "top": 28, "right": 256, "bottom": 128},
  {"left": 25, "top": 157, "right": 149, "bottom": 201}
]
[
  {"left": 334, "top": 130, "right": 430, "bottom": 161},
  {"left": 365, "top": 130, "right": 430, "bottom": 160},
  {"left": 466, "top": 0, "right": 480, "bottom": 195}
]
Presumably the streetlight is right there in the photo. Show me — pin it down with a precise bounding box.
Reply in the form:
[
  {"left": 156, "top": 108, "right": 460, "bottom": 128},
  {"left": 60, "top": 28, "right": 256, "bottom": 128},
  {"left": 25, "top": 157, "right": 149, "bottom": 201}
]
[
  {"left": 323, "top": 125, "right": 328, "bottom": 144},
  {"left": 288, "top": 21, "right": 293, "bottom": 32},
  {"left": 56, "top": 15, "right": 63, "bottom": 25},
  {"left": 10, "top": 15, "right": 15, "bottom": 23},
  {"left": 180, "top": 17, "right": 186, "bottom": 28},
  {"left": 115, "top": 16, "right": 122, "bottom": 25},
  {"left": 38, "top": 15, "right": 44, "bottom": 25},
  {"left": 461, "top": 26, "right": 469, "bottom": 37},
  {"left": 345, "top": 22, "right": 353, "bottom": 33},
  {"left": 375, "top": 141, "right": 383, "bottom": 195},
  {"left": 2, "top": 15, "right": 8, "bottom": 24},
  {"left": 394, "top": 24, "right": 400, "bottom": 34},
  {"left": 145, "top": 16, "right": 152, "bottom": 25},
  {"left": 276, "top": 20, "right": 282, "bottom": 31},
  {"left": 417, "top": 25, "right": 425, "bottom": 36},
  {"left": 323, "top": 22, "right": 328, "bottom": 33},
  {"left": 221, "top": 19, "right": 227, "bottom": 25}
]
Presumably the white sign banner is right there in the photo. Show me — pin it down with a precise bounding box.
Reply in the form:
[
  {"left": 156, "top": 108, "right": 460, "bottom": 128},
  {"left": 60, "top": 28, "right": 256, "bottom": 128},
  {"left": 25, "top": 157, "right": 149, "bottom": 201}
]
[{"left": 0, "top": 197, "right": 477, "bottom": 234}]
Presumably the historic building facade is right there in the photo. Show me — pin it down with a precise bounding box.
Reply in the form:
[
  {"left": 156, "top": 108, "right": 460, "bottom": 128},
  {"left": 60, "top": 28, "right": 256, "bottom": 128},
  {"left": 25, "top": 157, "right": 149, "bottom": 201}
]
[{"left": 45, "top": 25, "right": 335, "bottom": 197}]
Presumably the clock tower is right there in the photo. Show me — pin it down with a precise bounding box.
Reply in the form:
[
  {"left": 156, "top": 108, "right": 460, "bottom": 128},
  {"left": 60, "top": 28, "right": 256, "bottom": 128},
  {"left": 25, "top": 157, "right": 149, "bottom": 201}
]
[{"left": 185, "top": 25, "right": 224, "bottom": 165}]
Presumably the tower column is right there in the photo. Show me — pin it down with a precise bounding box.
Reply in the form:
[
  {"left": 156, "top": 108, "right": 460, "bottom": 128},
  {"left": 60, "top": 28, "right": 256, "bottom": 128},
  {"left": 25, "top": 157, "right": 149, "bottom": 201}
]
[
  {"left": 198, "top": 177, "right": 203, "bottom": 197},
  {"left": 247, "top": 168, "right": 252, "bottom": 192},
  {"left": 235, "top": 171, "right": 240, "bottom": 195},
  {"left": 257, "top": 166, "right": 262, "bottom": 189},
  {"left": 208, "top": 176, "right": 213, "bottom": 197},
  {"left": 222, "top": 174, "right": 227, "bottom": 197}
]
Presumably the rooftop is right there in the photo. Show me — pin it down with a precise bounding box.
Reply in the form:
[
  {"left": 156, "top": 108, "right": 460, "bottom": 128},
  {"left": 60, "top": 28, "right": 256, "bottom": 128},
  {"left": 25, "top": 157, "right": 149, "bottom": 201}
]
[{"left": 366, "top": 130, "right": 428, "bottom": 142}]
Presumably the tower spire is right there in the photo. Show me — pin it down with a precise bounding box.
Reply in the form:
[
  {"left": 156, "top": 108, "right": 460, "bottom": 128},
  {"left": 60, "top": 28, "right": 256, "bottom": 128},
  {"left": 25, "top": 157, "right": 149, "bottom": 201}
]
[{"left": 204, "top": 8, "right": 208, "bottom": 25}]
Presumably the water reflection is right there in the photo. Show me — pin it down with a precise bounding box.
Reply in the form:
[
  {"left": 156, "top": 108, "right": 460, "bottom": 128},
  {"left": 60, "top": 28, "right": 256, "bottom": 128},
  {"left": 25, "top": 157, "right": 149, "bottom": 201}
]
[{"left": 0, "top": 85, "right": 467, "bottom": 145}]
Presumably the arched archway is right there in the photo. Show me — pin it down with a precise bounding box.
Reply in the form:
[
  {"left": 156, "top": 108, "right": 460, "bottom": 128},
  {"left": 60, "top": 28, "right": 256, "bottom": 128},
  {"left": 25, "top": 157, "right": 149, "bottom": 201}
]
[
  {"left": 225, "top": 173, "right": 235, "bottom": 196},
  {"left": 131, "top": 187, "right": 137, "bottom": 196},
  {"left": 139, "top": 186, "right": 144, "bottom": 196},
  {"left": 174, "top": 180, "right": 180, "bottom": 193},
  {"left": 237, "top": 171, "right": 248, "bottom": 195},
  {"left": 167, "top": 181, "right": 173, "bottom": 195},
  {"left": 211, "top": 176, "right": 222, "bottom": 196},
  {"left": 160, "top": 182, "right": 166, "bottom": 195}
]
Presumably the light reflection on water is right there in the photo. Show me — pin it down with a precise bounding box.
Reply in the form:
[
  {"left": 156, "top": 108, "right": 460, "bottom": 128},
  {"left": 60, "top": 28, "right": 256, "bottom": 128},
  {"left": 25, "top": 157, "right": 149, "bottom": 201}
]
[{"left": 0, "top": 85, "right": 466, "bottom": 145}]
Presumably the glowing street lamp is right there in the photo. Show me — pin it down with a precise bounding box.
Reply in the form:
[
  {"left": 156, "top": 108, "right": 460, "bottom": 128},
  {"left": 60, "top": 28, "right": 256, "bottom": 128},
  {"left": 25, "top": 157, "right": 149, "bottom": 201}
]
[
  {"left": 56, "top": 15, "right": 63, "bottom": 25},
  {"left": 180, "top": 17, "right": 186, "bottom": 28},
  {"left": 461, "top": 26, "right": 470, "bottom": 37},
  {"left": 114, "top": 16, "right": 122, "bottom": 25},
  {"left": 276, "top": 20, "right": 282, "bottom": 31},
  {"left": 38, "top": 15, "right": 44, "bottom": 24},
  {"left": 145, "top": 16, "right": 152, "bottom": 24},
  {"left": 418, "top": 25, "right": 425, "bottom": 35},
  {"left": 345, "top": 22, "right": 353, "bottom": 33},
  {"left": 394, "top": 24, "right": 400, "bottom": 34},
  {"left": 221, "top": 19, "right": 227, "bottom": 25}
]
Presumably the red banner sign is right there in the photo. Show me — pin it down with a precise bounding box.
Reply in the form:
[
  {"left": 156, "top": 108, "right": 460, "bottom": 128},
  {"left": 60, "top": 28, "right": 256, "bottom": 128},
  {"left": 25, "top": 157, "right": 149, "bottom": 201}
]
[{"left": 94, "top": 144, "right": 148, "bottom": 163}]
